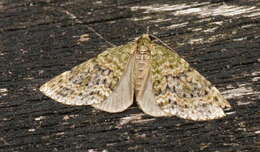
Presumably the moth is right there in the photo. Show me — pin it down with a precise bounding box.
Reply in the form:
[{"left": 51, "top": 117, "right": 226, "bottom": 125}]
[{"left": 40, "top": 34, "right": 231, "bottom": 121}]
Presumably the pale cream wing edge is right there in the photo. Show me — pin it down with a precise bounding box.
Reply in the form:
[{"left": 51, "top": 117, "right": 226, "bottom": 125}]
[
  {"left": 91, "top": 56, "right": 135, "bottom": 113},
  {"left": 136, "top": 69, "right": 170, "bottom": 117}
]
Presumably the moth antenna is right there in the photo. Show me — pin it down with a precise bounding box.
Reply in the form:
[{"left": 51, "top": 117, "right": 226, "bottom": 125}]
[
  {"left": 146, "top": 26, "right": 150, "bottom": 35},
  {"left": 149, "top": 34, "right": 175, "bottom": 52},
  {"left": 63, "top": 9, "right": 116, "bottom": 47},
  {"left": 85, "top": 26, "right": 116, "bottom": 47}
]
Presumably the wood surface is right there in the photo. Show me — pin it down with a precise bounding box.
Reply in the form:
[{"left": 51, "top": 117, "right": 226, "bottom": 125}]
[{"left": 0, "top": 0, "right": 259, "bottom": 151}]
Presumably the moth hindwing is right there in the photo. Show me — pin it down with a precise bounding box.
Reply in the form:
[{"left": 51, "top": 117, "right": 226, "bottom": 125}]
[{"left": 40, "top": 34, "right": 231, "bottom": 121}]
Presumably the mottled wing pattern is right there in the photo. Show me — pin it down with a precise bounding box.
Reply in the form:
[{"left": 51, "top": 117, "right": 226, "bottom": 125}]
[
  {"left": 150, "top": 43, "right": 231, "bottom": 121},
  {"left": 40, "top": 43, "right": 135, "bottom": 106},
  {"left": 91, "top": 56, "right": 135, "bottom": 112}
]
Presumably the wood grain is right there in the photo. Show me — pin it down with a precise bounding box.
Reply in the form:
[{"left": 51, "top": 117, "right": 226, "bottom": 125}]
[{"left": 0, "top": 0, "right": 259, "bottom": 151}]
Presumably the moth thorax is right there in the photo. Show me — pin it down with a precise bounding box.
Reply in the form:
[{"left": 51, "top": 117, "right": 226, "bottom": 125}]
[
  {"left": 138, "top": 45, "right": 149, "bottom": 53},
  {"left": 135, "top": 45, "right": 150, "bottom": 60}
]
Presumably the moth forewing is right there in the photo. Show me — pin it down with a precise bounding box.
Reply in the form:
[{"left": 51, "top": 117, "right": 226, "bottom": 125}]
[
  {"left": 40, "top": 42, "right": 135, "bottom": 106},
  {"left": 149, "top": 40, "right": 231, "bottom": 121}
]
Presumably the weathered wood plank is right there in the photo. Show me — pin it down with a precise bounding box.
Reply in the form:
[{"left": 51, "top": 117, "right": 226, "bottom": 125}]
[{"left": 0, "top": 0, "right": 259, "bottom": 152}]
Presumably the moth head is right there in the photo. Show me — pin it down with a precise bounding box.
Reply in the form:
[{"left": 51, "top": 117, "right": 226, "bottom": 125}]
[{"left": 136, "top": 34, "right": 153, "bottom": 44}]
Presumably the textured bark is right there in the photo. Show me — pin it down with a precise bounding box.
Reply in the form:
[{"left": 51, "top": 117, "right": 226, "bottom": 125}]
[{"left": 0, "top": 0, "right": 259, "bottom": 152}]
